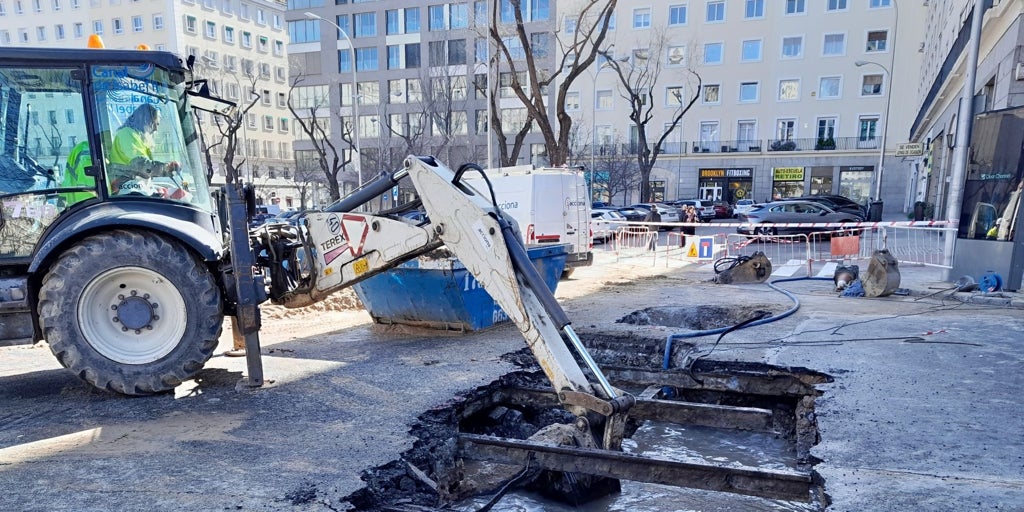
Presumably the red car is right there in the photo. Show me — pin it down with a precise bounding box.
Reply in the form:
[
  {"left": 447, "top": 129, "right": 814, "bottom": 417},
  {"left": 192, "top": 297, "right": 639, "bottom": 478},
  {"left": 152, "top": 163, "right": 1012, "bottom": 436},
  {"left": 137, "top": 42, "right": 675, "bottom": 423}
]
[{"left": 713, "top": 202, "right": 733, "bottom": 219}]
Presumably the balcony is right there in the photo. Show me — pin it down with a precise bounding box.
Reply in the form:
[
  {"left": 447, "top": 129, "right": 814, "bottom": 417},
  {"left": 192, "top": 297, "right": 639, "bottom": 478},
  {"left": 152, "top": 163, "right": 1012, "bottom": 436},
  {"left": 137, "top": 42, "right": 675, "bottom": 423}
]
[{"left": 586, "top": 136, "right": 881, "bottom": 159}]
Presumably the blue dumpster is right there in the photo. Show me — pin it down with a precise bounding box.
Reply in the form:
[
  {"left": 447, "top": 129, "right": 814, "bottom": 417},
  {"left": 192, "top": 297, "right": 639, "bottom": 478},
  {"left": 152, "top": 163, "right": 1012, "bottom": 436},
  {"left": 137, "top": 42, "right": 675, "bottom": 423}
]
[{"left": 352, "top": 244, "right": 568, "bottom": 331}]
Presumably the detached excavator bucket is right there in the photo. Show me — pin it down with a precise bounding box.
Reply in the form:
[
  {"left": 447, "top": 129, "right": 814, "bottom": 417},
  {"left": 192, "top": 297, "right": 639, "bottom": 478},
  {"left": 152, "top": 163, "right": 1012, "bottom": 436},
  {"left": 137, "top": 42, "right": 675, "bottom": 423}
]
[
  {"left": 862, "top": 249, "right": 901, "bottom": 297},
  {"left": 714, "top": 251, "right": 773, "bottom": 284}
]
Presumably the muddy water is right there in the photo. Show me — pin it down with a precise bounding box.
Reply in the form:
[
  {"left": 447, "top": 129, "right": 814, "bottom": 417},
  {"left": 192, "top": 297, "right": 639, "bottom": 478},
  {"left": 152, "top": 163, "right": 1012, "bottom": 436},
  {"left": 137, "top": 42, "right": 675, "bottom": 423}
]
[{"left": 454, "top": 420, "right": 818, "bottom": 512}]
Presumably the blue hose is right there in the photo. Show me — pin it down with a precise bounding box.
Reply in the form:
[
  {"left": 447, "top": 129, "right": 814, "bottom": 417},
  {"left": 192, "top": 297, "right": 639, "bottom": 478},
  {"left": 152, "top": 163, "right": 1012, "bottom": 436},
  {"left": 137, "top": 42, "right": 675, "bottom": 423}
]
[{"left": 662, "top": 277, "right": 833, "bottom": 370}]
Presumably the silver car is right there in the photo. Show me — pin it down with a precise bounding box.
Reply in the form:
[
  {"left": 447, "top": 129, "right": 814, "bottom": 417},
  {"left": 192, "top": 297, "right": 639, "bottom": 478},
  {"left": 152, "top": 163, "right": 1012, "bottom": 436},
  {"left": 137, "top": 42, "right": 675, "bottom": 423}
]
[{"left": 736, "top": 200, "right": 862, "bottom": 235}]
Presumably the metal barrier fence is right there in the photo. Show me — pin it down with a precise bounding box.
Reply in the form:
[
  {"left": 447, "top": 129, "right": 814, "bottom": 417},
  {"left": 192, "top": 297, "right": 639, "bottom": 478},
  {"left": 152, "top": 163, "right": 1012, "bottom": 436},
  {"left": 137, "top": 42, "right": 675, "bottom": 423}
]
[{"left": 598, "top": 221, "right": 955, "bottom": 275}]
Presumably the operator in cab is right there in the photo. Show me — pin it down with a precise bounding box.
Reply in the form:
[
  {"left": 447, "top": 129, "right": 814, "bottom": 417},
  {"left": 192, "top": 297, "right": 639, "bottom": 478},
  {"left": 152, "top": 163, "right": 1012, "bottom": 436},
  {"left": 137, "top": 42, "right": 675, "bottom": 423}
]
[{"left": 108, "top": 103, "right": 180, "bottom": 196}]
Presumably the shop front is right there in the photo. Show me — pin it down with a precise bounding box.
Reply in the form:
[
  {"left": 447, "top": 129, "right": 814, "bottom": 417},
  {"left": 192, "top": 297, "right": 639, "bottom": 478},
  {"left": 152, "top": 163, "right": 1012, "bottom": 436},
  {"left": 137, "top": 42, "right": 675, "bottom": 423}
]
[
  {"left": 772, "top": 167, "right": 805, "bottom": 199},
  {"left": 699, "top": 167, "right": 753, "bottom": 204},
  {"left": 809, "top": 166, "right": 834, "bottom": 195},
  {"left": 839, "top": 166, "right": 874, "bottom": 205}
]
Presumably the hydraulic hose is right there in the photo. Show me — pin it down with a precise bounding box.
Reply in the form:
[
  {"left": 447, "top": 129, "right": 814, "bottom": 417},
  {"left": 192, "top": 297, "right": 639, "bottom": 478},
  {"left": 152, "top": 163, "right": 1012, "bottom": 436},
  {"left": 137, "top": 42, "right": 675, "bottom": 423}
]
[{"left": 662, "top": 277, "right": 833, "bottom": 370}]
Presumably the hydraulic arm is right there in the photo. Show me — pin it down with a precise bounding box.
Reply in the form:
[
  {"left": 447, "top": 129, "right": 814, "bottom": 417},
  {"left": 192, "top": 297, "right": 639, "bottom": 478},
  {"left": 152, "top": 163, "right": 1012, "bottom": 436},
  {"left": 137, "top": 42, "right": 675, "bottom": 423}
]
[{"left": 248, "top": 156, "right": 633, "bottom": 449}]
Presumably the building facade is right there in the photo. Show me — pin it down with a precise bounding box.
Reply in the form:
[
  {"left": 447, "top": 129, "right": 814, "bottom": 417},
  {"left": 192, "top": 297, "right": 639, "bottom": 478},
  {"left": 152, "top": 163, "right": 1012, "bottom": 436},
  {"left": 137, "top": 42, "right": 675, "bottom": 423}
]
[
  {"left": 0, "top": 0, "right": 301, "bottom": 208},
  {"left": 576, "top": 0, "right": 926, "bottom": 213},
  {"left": 286, "top": 0, "right": 929, "bottom": 215}
]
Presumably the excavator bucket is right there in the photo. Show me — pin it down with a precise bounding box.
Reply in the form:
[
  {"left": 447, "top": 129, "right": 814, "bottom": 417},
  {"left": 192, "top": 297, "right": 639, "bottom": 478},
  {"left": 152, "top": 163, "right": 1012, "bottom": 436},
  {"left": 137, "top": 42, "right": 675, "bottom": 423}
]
[
  {"left": 862, "top": 249, "right": 901, "bottom": 297},
  {"left": 714, "top": 251, "right": 773, "bottom": 284}
]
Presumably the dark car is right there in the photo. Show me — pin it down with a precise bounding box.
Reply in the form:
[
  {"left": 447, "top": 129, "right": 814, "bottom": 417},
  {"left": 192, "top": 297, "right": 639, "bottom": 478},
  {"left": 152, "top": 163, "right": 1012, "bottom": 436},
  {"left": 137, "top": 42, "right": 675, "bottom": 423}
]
[
  {"left": 615, "top": 206, "right": 647, "bottom": 222},
  {"left": 736, "top": 200, "right": 863, "bottom": 235},
  {"left": 783, "top": 195, "right": 867, "bottom": 219}
]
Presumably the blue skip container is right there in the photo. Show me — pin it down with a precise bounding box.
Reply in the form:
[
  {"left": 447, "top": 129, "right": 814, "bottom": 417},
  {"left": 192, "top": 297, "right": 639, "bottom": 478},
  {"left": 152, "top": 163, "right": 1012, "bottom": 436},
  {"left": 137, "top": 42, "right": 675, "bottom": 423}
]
[{"left": 352, "top": 244, "right": 568, "bottom": 331}]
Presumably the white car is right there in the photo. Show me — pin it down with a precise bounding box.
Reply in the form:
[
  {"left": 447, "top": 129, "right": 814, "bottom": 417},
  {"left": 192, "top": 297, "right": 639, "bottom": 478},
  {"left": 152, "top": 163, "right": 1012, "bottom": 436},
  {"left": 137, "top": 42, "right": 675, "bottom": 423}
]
[
  {"left": 591, "top": 209, "right": 626, "bottom": 243},
  {"left": 733, "top": 199, "right": 757, "bottom": 217}
]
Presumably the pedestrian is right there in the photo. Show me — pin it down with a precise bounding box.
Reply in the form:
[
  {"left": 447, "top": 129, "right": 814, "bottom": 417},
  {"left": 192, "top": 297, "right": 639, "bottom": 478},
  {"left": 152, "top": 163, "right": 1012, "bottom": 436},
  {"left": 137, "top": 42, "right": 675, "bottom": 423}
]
[
  {"left": 684, "top": 206, "right": 698, "bottom": 236},
  {"left": 644, "top": 206, "right": 661, "bottom": 250},
  {"left": 61, "top": 139, "right": 96, "bottom": 205}
]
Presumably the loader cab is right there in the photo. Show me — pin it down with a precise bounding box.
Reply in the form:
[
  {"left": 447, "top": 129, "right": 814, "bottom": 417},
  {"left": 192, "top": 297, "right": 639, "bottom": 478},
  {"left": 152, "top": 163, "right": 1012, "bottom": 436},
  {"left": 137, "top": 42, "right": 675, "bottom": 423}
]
[{"left": 0, "top": 48, "right": 213, "bottom": 259}]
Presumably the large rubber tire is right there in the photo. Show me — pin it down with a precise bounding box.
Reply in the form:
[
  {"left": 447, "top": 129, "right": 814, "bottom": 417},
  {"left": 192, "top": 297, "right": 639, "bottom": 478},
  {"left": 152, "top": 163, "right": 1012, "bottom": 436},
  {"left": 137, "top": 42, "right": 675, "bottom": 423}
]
[
  {"left": 755, "top": 225, "right": 777, "bottom": 236},
  {"left": 39, "top": 230, "right": 223, "bottom": 395}
]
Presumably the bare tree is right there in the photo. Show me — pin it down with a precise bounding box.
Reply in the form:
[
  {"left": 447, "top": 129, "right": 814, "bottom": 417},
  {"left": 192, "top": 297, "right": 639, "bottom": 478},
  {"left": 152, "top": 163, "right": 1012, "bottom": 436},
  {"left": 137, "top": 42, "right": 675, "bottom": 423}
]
[
  {"left": 200, "top": 71, "right": 264, "bottom": 185},
  {"left": 287, "top": 71, "right": 352, "bottom": 201},
  {"left": 601, "top": 29, "right": 700, "bottom": 202},
  {"left": 600, "top": 140, "right": 643, "bottom": 204},
  {"left": 487, "top": 0, "right": 617, "bottom": 167}
]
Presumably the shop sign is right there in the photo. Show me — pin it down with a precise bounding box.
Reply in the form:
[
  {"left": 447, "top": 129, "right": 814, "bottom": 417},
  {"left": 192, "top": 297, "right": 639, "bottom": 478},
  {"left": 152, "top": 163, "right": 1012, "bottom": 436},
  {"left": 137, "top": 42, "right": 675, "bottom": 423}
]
[
  {"left": 896, "top": 143, "right": 924, "bottom": 156},
  {"left": 773, "top": 167, "right": 805, "bottom": 181},
  {"left": 700, "top": 168, "right": 726, "bottom": 178},
  {"left": 726, "top": 168, "right": 752, "bottom": 178}
]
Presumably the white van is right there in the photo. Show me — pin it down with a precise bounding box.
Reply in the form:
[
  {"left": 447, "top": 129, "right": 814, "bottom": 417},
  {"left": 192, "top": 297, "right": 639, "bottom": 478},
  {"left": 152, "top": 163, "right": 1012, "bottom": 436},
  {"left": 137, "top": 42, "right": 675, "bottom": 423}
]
[{"left": 469, "top": 166, "right": 592, "bottom": 276}]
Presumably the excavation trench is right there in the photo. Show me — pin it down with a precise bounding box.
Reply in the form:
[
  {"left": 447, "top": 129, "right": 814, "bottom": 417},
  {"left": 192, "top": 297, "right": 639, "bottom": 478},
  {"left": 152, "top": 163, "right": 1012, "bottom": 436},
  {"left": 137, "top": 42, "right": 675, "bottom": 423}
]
[{"left": 340, "top": 307, "right": 832, "bottom": 511}]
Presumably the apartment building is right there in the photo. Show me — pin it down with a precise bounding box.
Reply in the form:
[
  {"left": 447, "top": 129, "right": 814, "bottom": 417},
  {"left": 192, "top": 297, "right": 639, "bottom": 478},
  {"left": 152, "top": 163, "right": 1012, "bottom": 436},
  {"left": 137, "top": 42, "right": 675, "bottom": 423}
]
[{"left": 0, "top": 0, "right": 301, "bottom": 208}]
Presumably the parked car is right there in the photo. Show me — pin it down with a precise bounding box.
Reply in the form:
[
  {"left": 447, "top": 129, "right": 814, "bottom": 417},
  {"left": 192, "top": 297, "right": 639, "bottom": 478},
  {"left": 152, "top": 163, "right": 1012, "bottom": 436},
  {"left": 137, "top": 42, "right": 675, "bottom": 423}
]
[
  {"left": 630, "top": 203, "right": 681, "bottom": 224},
  {"left": 782, "top": 195, "right": 867, "bottom": 219},
  {"left": 591, "top": 209, "right": 626, "bottom": 243},
  {"left": 614, "top": 206, "right": 648, "bottom": 222},
  {"left": 736, "top": 200, "right": 864, "bottom": 236},
  {"left": 399, "top": 210, "right": 429, "bottom": 224},
  {"left": 713, "top": 202, "right": 733, "bottom": 219},
  {"left": 670, "top": 199, "right": 716, "bottom": 222},
  {"left": 733, "top": 199, "right": 757, "bottom": 218}
]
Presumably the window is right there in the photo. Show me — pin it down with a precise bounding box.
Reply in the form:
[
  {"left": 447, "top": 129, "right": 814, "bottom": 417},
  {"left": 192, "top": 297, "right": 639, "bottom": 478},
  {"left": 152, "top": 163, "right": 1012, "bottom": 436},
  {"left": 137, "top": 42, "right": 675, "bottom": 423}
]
[
  {"left": 55, "top": 24, "right": 65, "bottom": 39},
  {"left": 858, "top": 117, "right": 878, "bottom": 141},
  {"left": 241, "top": 31, "right": 251, "bottom": 48},
  {"left": 632, "top": 7, "right": 650, "bottom": 29},
  {"left": 428, "top": 4, "right": 444, "bottom": 30},
  {"left": 666, "top": 45, "right": 686, "bottom": 66},
  {"left": 35, "top": 25, "right": 45, "bottom": 41},
  {"left": 448, "top": 39, "right": 467, "bottom": 65},
  {"left": 668, "top": 4, "right": 686, "bottom": 26},
  {"left": 223, "top": 26, "right": 234, "bottom": 43},
  {"left": 741, "top": 39, "right": 761, "bottom": 61},
  {"left": 702, "top": 84, "right": 720, "bottom": 104},
  {"left": 52, "top": 0, "right": 60, "bottom": 10},
  {"left": 737, "top": 120, "right": 756, "bottom": 143},
  {"left": 870, "top": 0, "right": 890, "bottom": 7},
  {"left": 785, "top": 0, "right": 804, "bottom": 15},
  {"left": 705, "top": 1, "right": 724, "bottom": 22},
  {"left": 819, "top": 76, "right": 841, "bottom": 98},
  {"left": 827, "top": 0, "right": 846, "bottom": 11},
  {"left": 566, "top": 91, "right": 580, "bottom": 111},
  {"left": 666, "top": 86, "right": 683, "bottom": 106},
  {"left": 263, "top": 115, "right": 274, "bottom": 131},
  {"left": 274, "top": 40, "right": 283, "bottom": 56},
  {"left": 530, "top": 0, "right": 549, "bottom": 21},
  {"left": 405, "top": 7, "right": 419, "bottom": 32},
  {"left": 595, "top": 90, "right": 612, "bottom": 110},
  {"left": 451, "top": 2, "right": 468, "bottom": 28},
  {"left": 781, "top": 36, "right": 803, "bottom": 58},
  {"left": 279, "top": 118, "right": 289, "bottom": 132},
  {"left": 817, "top": 118, "right": 836, "bottom": 140},
  {"left": 405, "top": 43, "right": 421, "bottom": 68},
  {"left": 385, "top": 9, "right": 400, "bottom": 34},
  {"left": 257, "top": 35, "right": 268, "bottom": 52},
  {"left": 183, "top": 15, "right": 195, "bottom": 34},
  {"left": 823, "top": 33, "right": 845, "bottom": 56},
  {"left": 205, "top": 20, "right": 216, "bottom": 38},
  {"left": 355, "top": 47, "right": 378, "bottom": 71},
  {"left": 387, "top": 45, "right": 401, "bottom": 69},
  {"left": 699, "top": 122, "right": 719, "bottom": 149},
  {"left": 703, "top": 42, "right": 723, "bottom": 64},
  {"left": 354, "top": 12, "right": 375, "bottom": 37},
  {"left": 866, "top": 30, "right": 888, "bottom": 52},
  {"left": 131, "top": 15, "right": 142, "bottom": 32},
  {"left": 475, "top": 38, "right": 488, "bottom": 63},
  {"left": 338, "top": 50, "right": 351, "bottom": 72},
  {"left": 777, "top": 119, "right": 796, "bottom": 140},
  {"left": 739, "top": 81, "right": 758, "bottom": 102},
  {"left": 73, "top": 22, "right": 83, "bottom": 37},
  {"left": 564, "top": 17, "right": 576, "bottom": 33},
  {"left": 861, "top": 74, "right": 883, "bottom": 95},
  {"left": 92, "top": 19, "right": 103, "bottom": 35},
  {"left": 744, "top": 0, "right": 763, "bottom": 18},
  {"left": 778, "top": 79, "right": 799, "bottom": 101}
]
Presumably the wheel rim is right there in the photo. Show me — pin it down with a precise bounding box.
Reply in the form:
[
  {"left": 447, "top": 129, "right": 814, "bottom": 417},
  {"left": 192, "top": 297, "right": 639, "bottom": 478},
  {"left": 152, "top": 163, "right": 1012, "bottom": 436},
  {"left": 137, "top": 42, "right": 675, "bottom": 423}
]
[{"left": 78, "top": 266, "right": 188, "bottom": 365}]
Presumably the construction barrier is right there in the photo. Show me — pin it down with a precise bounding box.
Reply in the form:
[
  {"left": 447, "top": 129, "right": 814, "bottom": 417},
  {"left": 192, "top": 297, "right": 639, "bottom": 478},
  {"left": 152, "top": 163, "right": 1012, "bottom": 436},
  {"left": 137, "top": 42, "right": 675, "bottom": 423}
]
[{"left": 604, "top": 220, "right": 955, "bottom": 276}]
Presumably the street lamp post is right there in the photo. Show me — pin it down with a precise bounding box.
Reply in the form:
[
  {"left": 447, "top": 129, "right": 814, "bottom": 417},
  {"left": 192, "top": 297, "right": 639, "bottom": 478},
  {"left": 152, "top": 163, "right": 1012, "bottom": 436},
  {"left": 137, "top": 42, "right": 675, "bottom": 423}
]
[
  {"left": 304, "top": 12, "right": 361, "bottom": 195},
  {"left": 856, "top": 60, "right": 892, "bottom": 217}
]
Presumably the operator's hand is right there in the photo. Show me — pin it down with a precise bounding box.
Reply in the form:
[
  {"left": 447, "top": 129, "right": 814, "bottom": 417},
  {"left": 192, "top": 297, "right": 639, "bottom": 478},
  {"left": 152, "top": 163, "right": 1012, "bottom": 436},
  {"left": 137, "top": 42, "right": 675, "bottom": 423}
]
[{"left": 166, "top": 160, "right": 181, "bottom": 175}]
